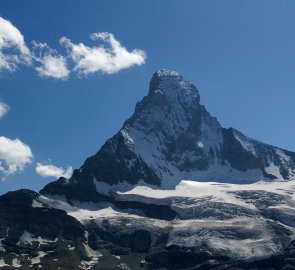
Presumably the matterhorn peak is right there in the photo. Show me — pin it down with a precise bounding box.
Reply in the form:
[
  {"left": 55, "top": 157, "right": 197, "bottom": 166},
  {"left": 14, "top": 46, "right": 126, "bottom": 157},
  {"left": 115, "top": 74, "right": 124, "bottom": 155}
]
[
  {"left": 42, "top": 70, "right": 295, "bottom": 199},
  {"left": 148, "top": 69, "right": 200, "bottom": 104}
]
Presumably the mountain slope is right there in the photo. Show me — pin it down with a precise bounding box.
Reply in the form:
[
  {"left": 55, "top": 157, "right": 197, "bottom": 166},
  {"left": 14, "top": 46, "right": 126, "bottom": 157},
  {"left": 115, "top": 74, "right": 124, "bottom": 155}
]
[
  {"left": 2, "top": 180, "right": 295, "bottom": 269},
  {"left": 1, "top": 70, "right": 295, "bottom": 269},
  {"left": 42, "top": 69, "right": 295, "bottom": 201}
]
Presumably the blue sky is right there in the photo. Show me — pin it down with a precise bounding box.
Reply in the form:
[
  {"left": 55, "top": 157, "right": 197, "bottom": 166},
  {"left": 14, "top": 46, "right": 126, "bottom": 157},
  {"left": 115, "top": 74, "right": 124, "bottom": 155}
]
[{"left": 0, "top": 0, "right": 295, "bottom": 194}]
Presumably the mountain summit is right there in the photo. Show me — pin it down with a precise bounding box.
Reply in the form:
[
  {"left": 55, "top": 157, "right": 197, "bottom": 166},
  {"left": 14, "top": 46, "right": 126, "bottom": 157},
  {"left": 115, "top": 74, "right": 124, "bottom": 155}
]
[{"left": 42, "top": 69, "right": 295, "bottom": 200}]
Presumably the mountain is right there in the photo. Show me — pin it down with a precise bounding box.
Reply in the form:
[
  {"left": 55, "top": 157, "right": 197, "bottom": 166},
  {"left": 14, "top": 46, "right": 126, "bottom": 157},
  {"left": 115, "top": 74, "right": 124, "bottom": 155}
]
[
  {"left": 1, "top": 70, "right": 295, "bottom": 269},
  {"left": 42, "top": 69, "right": 295, "bottom": 201}
]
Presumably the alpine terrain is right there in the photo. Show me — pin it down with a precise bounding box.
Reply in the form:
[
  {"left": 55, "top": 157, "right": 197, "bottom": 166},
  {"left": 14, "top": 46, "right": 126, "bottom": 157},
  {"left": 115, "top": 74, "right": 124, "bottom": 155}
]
[{"left": 1, "top": 70, "right": 295, "bottom": 269}]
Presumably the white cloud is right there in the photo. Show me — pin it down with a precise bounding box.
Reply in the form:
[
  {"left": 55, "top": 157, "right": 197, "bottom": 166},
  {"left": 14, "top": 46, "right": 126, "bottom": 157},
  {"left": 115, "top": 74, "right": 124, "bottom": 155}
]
[
  {"left": 0, "top": 17, "right": 31, "bottom": 72},
  {"left": 60, "top": 32, "right": 146, "bottom": 76},
  {"left": 0, "top": 101, "right": 9, "bottom": 119},
  {"left": 0, "top": 17, "right": 146, "bottom": 78},
  {"left": 0, "top": 136, "right": 33, "bottom": 175},
  {"left": 35, "top": 162, "right": 73, "bottom": 179},
  {"left": 32, "top": 41, "right": 70, "bottom": 79}
]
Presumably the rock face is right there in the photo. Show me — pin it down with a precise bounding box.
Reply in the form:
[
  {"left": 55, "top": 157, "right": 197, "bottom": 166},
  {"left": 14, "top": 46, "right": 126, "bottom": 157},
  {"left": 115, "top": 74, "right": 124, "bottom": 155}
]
[
  {"left": 0, "top": 190, "right": 89, "bottom": 269},
  {"left": 42, "top": 69, "right": 295, "bottom": 201},
  {"left": 2, "top": 182, "right": 295, "bottom": 269},
  {"left": 2, "top": 70, "right": 295, "bottom": 269}
]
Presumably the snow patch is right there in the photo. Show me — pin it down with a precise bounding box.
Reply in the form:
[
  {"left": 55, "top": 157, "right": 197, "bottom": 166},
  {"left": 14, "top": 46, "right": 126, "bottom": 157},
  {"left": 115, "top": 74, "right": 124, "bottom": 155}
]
[
  {"left": 120, "top": 129, "right": 134, "bottom": 149},
  {"left": 233, "top": 130, "right": 257, "bottom": 156},
  {"left": 17, "top": 231, "right": 34, "bottom": 245},
  {"left": 80, "top": 243, "right": 102, "bottom": 270},
  {"left": 12, "top": 258, "right": 21, "bottom": 268},
  {"left": 0, "top": 238, "right": 5, "bottom": 252},
  {"left": 265, "top": 163, "right": 283, "bottom": 179},
  {"left": 276, "top": 149, "right": 291, "bottom": 162},
  {"left": 32, "top": 199, "right": 43, "bottom": 208},
  {"left": 0, "top": 259, "right": 8, "bottom": 267},
  {"left": 197, "top": 141, "right": 204, "bottom": 148},
  {"left": 94, "top": 178, "right": 148, "bottom": 195},
  {"left": 38, "top": 179, "right": 295, "bottom": 261},
  {"left": 16, "top": 231, "right": 58, "bottom": 246},
  {"left": 31, "top": 251, "right": 46, "bottom": 265},
  {"left": 167, "top": 217, "right": 284, "bottom": 260}
]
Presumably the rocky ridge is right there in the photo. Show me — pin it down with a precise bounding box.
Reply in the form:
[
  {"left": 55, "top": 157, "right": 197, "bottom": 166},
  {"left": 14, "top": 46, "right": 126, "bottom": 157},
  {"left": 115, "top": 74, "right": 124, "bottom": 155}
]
[
  {"left": 1, "top": 70, "right": 295, "bottom": 269},
  {"left": 42, "top": 69, "right": 295, "bottom": 202}
]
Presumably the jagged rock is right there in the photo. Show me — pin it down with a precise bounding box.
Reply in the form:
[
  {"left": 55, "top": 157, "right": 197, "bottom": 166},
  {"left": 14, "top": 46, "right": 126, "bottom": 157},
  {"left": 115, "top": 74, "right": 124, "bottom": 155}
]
[{"left": 42, "top": 69, "right": 295, "bottom": 203}]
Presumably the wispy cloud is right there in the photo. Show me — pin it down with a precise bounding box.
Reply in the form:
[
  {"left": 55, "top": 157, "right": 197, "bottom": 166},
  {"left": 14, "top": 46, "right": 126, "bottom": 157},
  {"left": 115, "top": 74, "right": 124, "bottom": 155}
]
[
  {"left": 0, "top": 17, "right": 31, "bottom": 72},
  {"left": 0, "top": 17, "right": 146, "bottom": 79},
  {"left": 0, "top": 101, "right": 9, "bottom": 119},
  {"left": 60, "top": 32, "right": 146, "bottom": 76},
  {"left": 32, "top": 41, "right": 70, "bottom": 80},
  {"left": 35, "top": 162, "right": 73, "bottom": 179},
  {"left": 0, "top": 136, "right": 33, "bottom": 175}
]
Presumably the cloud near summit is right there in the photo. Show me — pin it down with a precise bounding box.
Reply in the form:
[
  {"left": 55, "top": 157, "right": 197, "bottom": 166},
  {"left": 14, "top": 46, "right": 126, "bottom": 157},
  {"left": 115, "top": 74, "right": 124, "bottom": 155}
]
[
  {"left": 32, "top": 41, "right": 70, "bottom": 80},
  {"left": 0, "top": 17, "right": 146, "bottom": 79},
  {"left": 60, "top": 32, "right": 146, "bottom": 76},
  {"left": 35, "top": 162, "right": 73, "bottom": 179}
]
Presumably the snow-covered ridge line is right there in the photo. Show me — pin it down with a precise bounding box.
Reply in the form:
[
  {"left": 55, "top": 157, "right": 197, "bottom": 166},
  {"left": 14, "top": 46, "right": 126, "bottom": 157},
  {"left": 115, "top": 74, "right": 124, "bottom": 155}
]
[
  {"left": 41, "top": 179, "right": 295, "bottom": 221},
  {"left": 36, "top": 179, "right": 295, "bottom": 261}
]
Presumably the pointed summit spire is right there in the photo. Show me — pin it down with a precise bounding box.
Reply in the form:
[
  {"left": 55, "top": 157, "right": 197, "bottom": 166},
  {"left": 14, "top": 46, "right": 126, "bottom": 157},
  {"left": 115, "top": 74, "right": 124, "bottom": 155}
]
[
  {"left": 148, "top": 69, "right": 200, "bottom": 107},
  {"left": 154, "top": 69, "right": 182, "bottom": 78}
]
